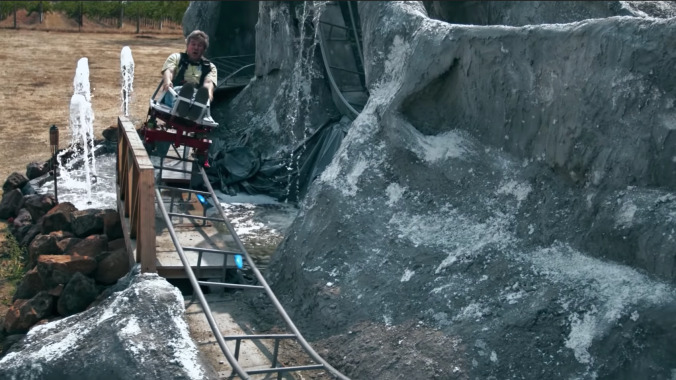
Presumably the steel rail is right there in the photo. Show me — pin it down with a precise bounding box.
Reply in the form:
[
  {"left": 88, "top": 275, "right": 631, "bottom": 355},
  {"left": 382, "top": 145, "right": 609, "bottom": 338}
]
[
  {"left": 198, "top": 167, "right": 351, "bottom": 380},
  {"left": 154, "top": 187, "right": 251, "bottom": 379},
  {"left": 347, "top": 2, "right": 363, "bottom": 69},
  {"left": 217, "top": 63, "right": 255, "bottom": 89},
  {"left": 153, "top": 159, "right": 349, "bottom": 378},
  {"left": 317, "top": 20, "right": 360, "bottom": 119}
]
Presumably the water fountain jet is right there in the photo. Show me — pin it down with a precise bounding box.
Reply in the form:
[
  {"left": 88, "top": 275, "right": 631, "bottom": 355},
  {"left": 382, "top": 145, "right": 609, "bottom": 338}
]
[{"left": 120, "top": 46, "right": 134, "bottom": 117}]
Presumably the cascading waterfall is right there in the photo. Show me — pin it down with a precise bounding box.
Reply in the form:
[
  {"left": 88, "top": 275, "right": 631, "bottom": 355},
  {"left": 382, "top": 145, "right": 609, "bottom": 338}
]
[
  {"left": 120, "top": 46, "right": 134, "bottom": 116},
  {"left": 284, "top": 1, "right": 323, "bottom": 200}
]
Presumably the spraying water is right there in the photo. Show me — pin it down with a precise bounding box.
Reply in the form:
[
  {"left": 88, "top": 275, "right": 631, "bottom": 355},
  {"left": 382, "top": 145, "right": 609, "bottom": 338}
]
[
  {"left": 120, "top": 46, "right": 134, "bottom": 116},
  {"left": 54, "top": 57, "right": 98, "bottom": 207}
]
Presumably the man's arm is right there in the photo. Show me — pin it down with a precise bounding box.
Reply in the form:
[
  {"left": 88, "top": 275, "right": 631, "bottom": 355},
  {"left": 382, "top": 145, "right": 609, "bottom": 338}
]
[
  {"left": 161, "top": 53, "right": 180, "bottom": 91},
  {"left": 161, "top": 68, "right": 174, "bottom": 91}
]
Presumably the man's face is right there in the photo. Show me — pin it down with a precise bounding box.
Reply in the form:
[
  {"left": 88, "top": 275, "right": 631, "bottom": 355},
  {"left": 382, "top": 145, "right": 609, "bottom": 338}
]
[{"left": 186, "top": 39, "right": 206, "bottom": 62}]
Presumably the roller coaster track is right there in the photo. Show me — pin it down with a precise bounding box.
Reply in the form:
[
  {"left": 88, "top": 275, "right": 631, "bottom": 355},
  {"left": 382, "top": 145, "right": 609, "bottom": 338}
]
[
  {"left": 210, "top": 55, "right": 255, "bottom": 90},
  {"left": 209, "top": 2, "right": 366, "bottom": 120},
  {"left": 147, "top": 6, "right": 366, "bottom": 373},
  {"left": 317, "top": 1, "right": 367, "bottom": 119},
  {"left": 153, "top": 157, "right": 349, "bottom": 380}
]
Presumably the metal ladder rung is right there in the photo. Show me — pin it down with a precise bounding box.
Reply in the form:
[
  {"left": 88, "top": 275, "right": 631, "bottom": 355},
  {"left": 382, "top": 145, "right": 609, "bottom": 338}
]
[
  {"left": 246, "top": 364, "right": 326, "bottom": 375},
  {"left": 153, "top": 165, "right": 194, "bottom": 174},
  {"left": 160, "top": 155, "right": 199, "bottom": 164},
  {"left": 184, "top": 246, "right": 243, "bottom": 256},
  {"left": 157, "top": 185, "right": 210, "bottom": 196},
  {"left": 328, "top": 65, "right": 363, "bottom": 75},
  {"left": 222, "top": 334, "right": 297, "bottom": 340},
  {"left": 167, "top": 212, "right": 223, "bottom": 223},
  {"left": 197, "top": 281, "right": 263, "bottom": 290}
]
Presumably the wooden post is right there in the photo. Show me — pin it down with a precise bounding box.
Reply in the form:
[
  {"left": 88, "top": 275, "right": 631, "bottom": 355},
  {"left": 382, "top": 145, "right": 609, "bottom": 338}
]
[{"left": 116, "top": 116, "right": 156, "bottom": 273}]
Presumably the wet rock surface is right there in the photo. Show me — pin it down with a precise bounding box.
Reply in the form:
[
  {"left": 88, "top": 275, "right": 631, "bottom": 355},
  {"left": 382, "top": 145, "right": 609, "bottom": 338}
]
[
  {"left": 2, "top": 1, "right": 676, "bottom": 379},
  {"left": 0, "top": 272, "right": 212, "bottom": 380},
  {"left": 198, "top": 1, "right": 676, "bottom": 379}
]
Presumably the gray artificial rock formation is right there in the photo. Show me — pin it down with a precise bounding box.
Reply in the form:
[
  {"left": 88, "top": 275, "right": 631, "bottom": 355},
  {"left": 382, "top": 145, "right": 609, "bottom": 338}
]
[
  {"left": 0, "top": 271, "right": 213, "bottom": 380},
  {"left": 159, "top": 1, "right": 676, "bottom": 378},
  {"left": 212, "top": 2, "right": 340, "bottom": 158},
  {"left": 183, "top": 1, "right": 258, "bottom": 58},
  {"left": 226, "top": 1, "right": 676, "bottom": 379}
]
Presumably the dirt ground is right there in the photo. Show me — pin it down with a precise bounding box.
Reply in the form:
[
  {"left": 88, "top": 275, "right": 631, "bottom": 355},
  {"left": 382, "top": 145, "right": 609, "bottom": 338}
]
[{"left": 0, "top": 10, "right": 185, "bottom": 189}]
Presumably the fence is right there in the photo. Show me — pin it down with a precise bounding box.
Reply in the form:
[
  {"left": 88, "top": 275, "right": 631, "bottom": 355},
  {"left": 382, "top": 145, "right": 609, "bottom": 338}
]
[{"left": 116, "top": 116, "right": 156, "bottom": 273}]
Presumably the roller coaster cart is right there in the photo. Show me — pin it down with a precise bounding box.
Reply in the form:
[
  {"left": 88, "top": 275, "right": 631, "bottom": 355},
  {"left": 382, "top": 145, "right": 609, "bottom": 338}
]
[{"left": 140, "top": 83, "right": 218, "bottom": 168}]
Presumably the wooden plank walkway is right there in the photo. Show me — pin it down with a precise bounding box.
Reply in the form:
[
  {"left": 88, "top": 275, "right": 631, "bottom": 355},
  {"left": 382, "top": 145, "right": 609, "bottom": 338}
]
[{"left": 155, "top": 189, "right": 236, "bottom": 279}]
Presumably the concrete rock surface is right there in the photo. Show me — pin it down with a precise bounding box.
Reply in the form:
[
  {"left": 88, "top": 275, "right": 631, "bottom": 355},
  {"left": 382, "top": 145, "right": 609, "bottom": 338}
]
[{"left": 0, "top": 271, "right": 214, "bottom": 380}]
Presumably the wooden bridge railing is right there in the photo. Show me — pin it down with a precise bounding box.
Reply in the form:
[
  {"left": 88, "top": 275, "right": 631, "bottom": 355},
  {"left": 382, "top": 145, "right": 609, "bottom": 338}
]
[{"left": 116, "top": 116, "right": 156, "bottom": 273}]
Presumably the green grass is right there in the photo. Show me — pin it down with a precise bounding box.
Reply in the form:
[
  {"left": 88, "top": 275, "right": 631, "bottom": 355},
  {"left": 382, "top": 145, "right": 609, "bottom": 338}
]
[{"left": 0, "top": 230, "right": 27, "bottom": 305}]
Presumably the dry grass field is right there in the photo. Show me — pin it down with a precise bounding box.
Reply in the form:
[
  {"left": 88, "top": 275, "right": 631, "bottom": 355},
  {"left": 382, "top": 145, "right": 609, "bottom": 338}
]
[
  {"left": 0, "top": 10, "right": 186, "bottom": 189},
  {"left": 0, "top": 10, "right": 184, "bottom": 317}
]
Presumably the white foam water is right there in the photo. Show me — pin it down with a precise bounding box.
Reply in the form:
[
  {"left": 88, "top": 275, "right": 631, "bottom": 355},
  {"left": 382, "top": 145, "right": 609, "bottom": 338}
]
[
  {"left": 55, "top": 57, "right": 97, "bottom": 206},
  {"left": 120, "top": 46, "right": 134, "bottom": 116}
]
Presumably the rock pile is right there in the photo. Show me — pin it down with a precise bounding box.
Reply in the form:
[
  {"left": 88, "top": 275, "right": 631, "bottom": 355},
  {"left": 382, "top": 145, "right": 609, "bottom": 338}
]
[{"left": 0, "top": 163, "right": 129, "bottom": 337}]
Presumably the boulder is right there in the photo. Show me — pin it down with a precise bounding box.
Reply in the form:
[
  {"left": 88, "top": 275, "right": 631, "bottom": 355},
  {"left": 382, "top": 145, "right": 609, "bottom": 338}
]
[
  {"left": 20, "top": 182, "right": 36, "bottom": 196},
  {"left": 23, "top": 194, "right": 56, "bottom": 221},
  {"left": 1, "top": 334, "right": 25, "bottom": 356},
  {"left": 3, "top": 292, "right": 54, "bottom": 334},
  {"left": 2, "top": 172, "right": 29, "bottom": 193},
  {"left": 0, "top": 189, "right": 24, "bottom": 220},
  {"left": 66, "top": 235, "right": 108, "bottom": 258},
  {"left": 101, "top": 126, "right": 117, "bottom": 142},
  {"left": 56, "top": 237, "right": 82, "bottom": 254},
  {"left": 19, "top": 223, "right": 42, "bottom": 247},
  {"left": 57, "top": 272, "right": 100, "bottom": 316},
  {"left": 36, "top": 255, "right": 97, "bottom": 288},
  {"left": 107, "top": 238, "right": 126, "bottom": 252},
  {"left": 72, "top": 209, "right": 103, "bottom": 237},
  {"left": 11, "top": 208, "right": 32, "bottom": 231},
  {"left": 47, "top": 284, "right": 64, "bottom": 297},
  {"left": 48, "top": 230, "right": 74, "bottom": 240},
  {"left": 12, "top": 224, "right": 32, "bottom": 244},
  {"left": 101, "top": 209, "right": 123, "bottom": 240},
  {"left": 41, "top": 202, "right": 77, "bottom": 234},
  {"left": 0, "top": 273, "right": 211, "bottom": 379},
  {"left": 26, "top": 161, "right": 50, "bottom": 180},
  {"left": 94, "top": 247, "right": 130, "bottom": 285},
  {"left": 12, "top": 267, "right": 44, "bottom": 301},
  {"left": 27, "top": 234, "right": 59, "bottom": 268}
]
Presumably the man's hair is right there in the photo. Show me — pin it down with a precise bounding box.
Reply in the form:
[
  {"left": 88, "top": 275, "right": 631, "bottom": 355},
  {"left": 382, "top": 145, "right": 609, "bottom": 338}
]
[{"left": 186, "top": 30, "right": 209, "bottom": 49}]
